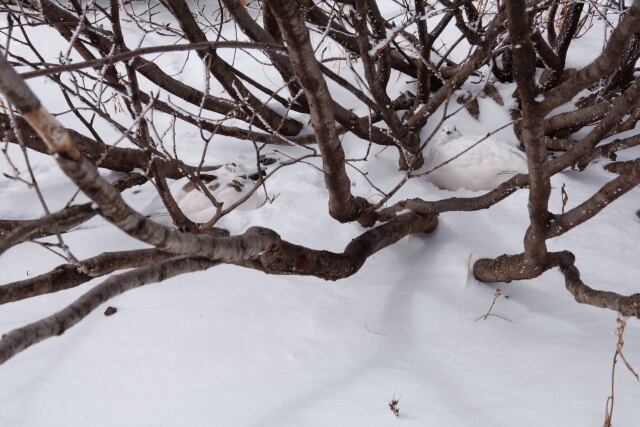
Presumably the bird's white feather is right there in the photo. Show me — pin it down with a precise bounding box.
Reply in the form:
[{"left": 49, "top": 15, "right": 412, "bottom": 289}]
[
  {"left": 143, "top": 163, "right": 260, "bottom": 223},
  {"left": 426, "top": 126, "right": 528, "bottom": 191}
]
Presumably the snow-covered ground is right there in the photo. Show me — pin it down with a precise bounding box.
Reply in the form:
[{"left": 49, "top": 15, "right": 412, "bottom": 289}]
[{"left": 0, "top": 3, "right": 639, "bottom": 426}]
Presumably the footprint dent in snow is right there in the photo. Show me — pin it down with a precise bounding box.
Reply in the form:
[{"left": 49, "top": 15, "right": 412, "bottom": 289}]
[{"left": 426, "top": 125, "right": 529, "bottom": 191}]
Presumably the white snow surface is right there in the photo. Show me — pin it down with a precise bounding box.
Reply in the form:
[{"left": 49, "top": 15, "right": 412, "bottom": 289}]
[
  {"left": 0, "top": 3, "right": 639, "bottom": 427},
  {"left": 426, "top": 126, "right": 529, "bottom": 191}
]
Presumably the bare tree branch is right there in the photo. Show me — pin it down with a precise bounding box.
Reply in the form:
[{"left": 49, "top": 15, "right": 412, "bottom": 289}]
[
  {"left": 0, "top": 249, "right": 172, "bottom": 305},
  {"left": 0, "top": 256, "right": 218, "bottom": 366},
  {"left": 264, "top": 0, "right": 369, "bottom": 222}
]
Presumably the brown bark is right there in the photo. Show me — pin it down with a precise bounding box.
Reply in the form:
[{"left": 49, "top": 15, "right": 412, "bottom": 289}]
[
  {"left": 160, "top": 0, "right": 302, "bottom": 136},
  {"left": 0, "top": 204, "right": 95, "bottom": 255},
  {"left": 260, "top": 213, "right": 438, "bottom": 280},
  {"left": 0, "top": 249, "right": 172, "bottom": 305},
  {"left": 0, "top": 0, "right": 637, "bottom": 360},
  {"left": 558, "top": 252, "right": 640, "bottom": 318},
  {"left": 507, "top": 0, "right": 551, "bottom": 271},
  {"left": 407, "top": 8, "right": 506, "bottom": 131},
  {"left": 0, "top": 257, "right": 218, "bottom": 366},
  {"left": 546, "top": 159, "right": 640, "bottom": 238},
  {"left": 542, "top": 100, "right": 609, "bottom": 137},
  {"left": 354, "top": 1, "right": 423, "bottom": 168},
  {"left": 548, "top": 78, "right": 640, "bottom": 173},
  {"left": 378, "top": 173, "right": 530, "bottom": 218},
  {"left": 541, "top": 0, "right": 640, "bottom": 113},
  {"left": 476, "top": 250, "right": 640, "bottom": 319},
  {"left": 473, "top": 252, "right": 559, "bottom": 283},
  {"left": 264, "top": 0, "right": 369, "bottom": 222},
  {"left": 220, "top": 0, "right": 304, "bottom": 101},
  {"left": 365, "top": 0, "right": 392, "bottom": 89},
  {"left": 299, "top": 0, "right": 418, "bottom": 78},
  {"left": 1, "top": 113, "right": 194, "bottom": 179},
  {"left": 16, "top": 0, "right": 303, "bottom": 134},
  {"left": 0, "top": 53, "right": 280, "bottom": 261},
  {"left": 531, "top": 30, "right": 561, "bottom": 70},
  {"left": 220, "top": 0, "right": 397, "bottom": 148},
  {"left": 576, "top": 134, "right": 640, "bottom": 170}
]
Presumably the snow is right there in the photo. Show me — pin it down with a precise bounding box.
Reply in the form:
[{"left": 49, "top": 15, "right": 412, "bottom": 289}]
[
  {"left": 426, "top": 125, "right": 529, "bottom": 191},
  {"left": 1, "top": 154, "right": 639, "bottom": 426},
  {"left": 0, "top": 2, "right": 639, "bottom": 427}
]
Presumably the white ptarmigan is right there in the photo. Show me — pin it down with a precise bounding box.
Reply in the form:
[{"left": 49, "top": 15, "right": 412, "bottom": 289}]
[
  {"left": 426, "top": 125, "right": 529, "bottom": 191},
  {"left": 143, "top": 163, "right": 260, "bottom": 224}
]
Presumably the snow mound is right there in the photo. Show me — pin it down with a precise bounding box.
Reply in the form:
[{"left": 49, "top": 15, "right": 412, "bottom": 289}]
[{"left": 426, "top": 125, "right": 528, "bottom": 191}]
